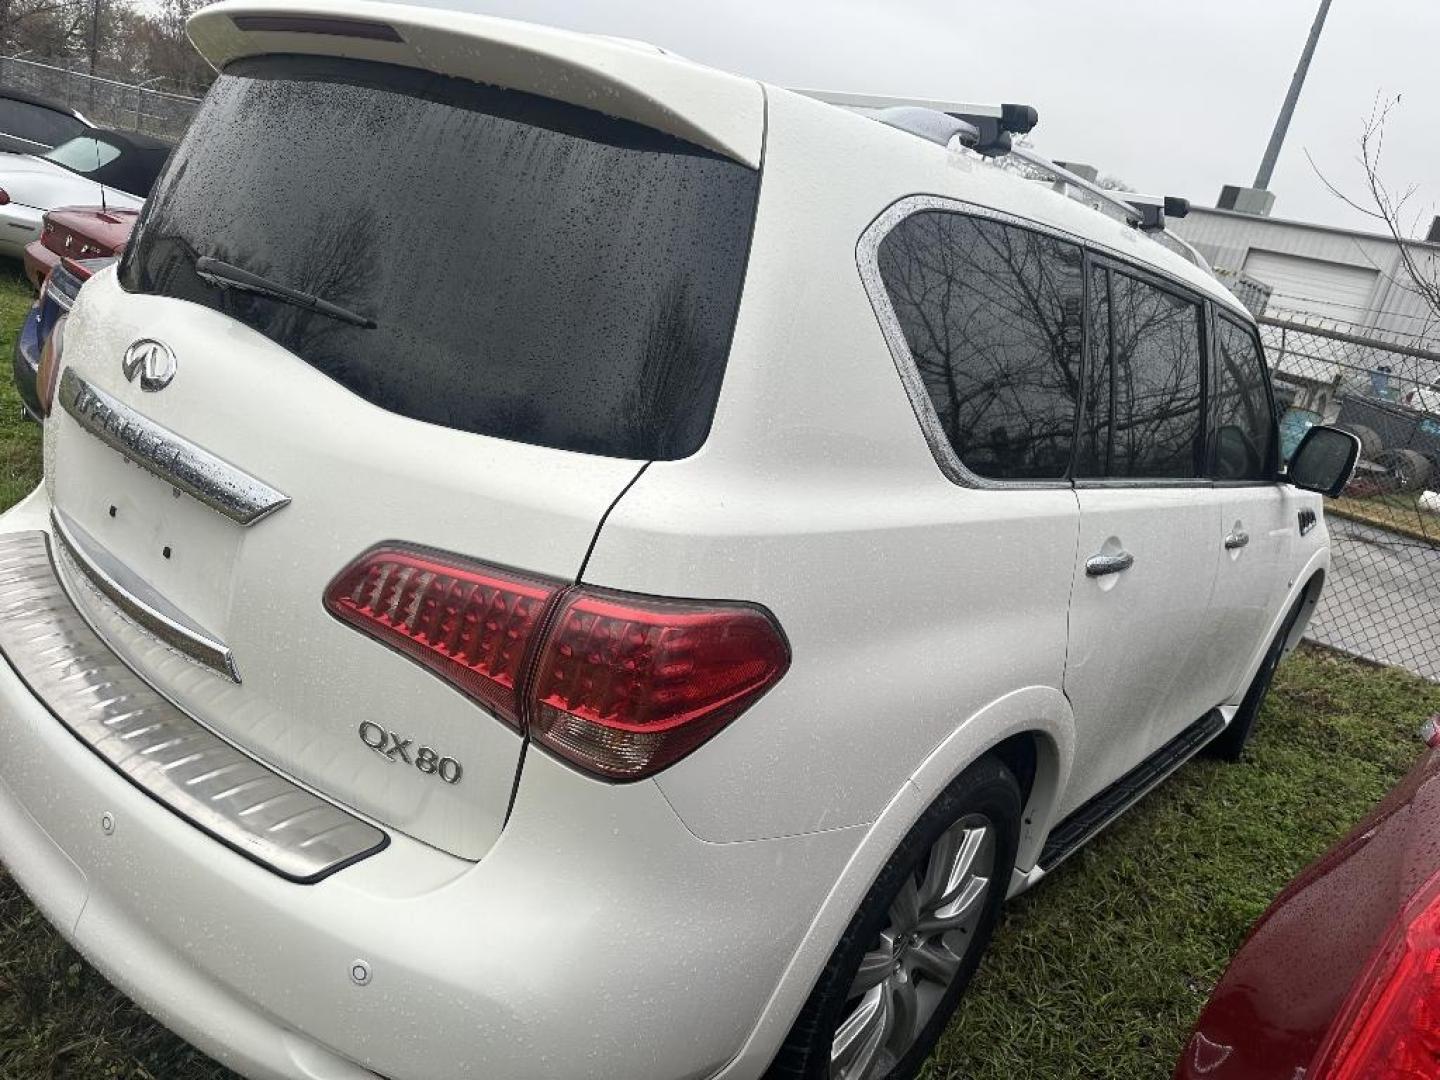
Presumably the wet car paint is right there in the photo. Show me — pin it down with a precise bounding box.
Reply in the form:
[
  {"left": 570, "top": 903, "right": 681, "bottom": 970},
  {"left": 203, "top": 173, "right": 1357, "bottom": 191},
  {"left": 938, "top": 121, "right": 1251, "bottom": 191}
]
[{"left": 1176, "top": 737, "right": 1440, "bottom": 1079}]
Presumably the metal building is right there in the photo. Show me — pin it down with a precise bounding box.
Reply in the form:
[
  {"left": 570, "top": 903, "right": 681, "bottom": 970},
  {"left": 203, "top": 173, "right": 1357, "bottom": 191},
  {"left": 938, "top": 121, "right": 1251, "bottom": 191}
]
[{"left": 1172, "top": 206, "right": 1440, "bottom": 344}]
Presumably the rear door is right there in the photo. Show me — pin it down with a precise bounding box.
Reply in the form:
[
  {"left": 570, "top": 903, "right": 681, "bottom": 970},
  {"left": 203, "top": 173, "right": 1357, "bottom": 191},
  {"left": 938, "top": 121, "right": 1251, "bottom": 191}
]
[
  {"left": 1201, "top": 312, "right": 1294, "bottom": 698},
  {"left": 46, "top": 54, "right": 761, "bottom": 860},
  {"left": 1061, "top": 262, "right": 1220, "bottom": 814}
]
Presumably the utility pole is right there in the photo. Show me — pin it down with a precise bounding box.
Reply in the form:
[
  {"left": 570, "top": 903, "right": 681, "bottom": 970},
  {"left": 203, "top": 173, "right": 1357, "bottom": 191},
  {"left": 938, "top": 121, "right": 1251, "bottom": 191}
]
[
  {"left": 1255, "top": 0, "right": 1333, "bottom": 190},
  {"left": 87, "top": 0, "right": 100, "bottom": 74}
]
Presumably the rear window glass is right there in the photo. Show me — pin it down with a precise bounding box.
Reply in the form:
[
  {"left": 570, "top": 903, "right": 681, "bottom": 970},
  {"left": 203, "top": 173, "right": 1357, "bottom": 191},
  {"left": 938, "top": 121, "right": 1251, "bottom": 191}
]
[
  {"left": 119, "top": 55, "right": 760, "bottom": 460},
  {"left": 43, "top": 136, "right": 120, "bottom": 173}
]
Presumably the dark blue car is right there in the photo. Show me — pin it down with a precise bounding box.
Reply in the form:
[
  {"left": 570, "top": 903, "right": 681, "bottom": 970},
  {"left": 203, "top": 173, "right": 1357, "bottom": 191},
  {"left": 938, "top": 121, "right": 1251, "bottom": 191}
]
[{"left": 12, "top": 255, "right": 114, "bottom": 420}]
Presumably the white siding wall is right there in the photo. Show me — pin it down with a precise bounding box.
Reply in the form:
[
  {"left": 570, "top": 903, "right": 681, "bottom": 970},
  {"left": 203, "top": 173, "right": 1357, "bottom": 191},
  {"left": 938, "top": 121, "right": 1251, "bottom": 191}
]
[{"left": 1173, "top": 207, "right": 1438, "bottom": 342}]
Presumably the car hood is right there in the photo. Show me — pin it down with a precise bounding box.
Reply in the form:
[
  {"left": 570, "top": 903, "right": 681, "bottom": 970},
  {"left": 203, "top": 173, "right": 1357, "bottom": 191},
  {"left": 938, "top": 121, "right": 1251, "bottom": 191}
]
[
  {"left": 1176, "top": 744, "right": 1440, "bottom": 1080},
  {"left": 0, "top": 156, "right": 142, "bottom": 212}
]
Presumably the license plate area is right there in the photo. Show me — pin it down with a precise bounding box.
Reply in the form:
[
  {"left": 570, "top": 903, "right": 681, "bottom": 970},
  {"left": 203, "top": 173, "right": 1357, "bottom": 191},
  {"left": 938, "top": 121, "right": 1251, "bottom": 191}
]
[{"left": 50, "top": 408, "right": 248, "bottom": 647}]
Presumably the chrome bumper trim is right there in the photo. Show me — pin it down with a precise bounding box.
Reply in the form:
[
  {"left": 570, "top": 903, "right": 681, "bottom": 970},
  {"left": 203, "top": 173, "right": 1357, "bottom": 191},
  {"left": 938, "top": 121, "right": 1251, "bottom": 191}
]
[
  {"left": 0, "top": 531, "right": 386, "bottom": 882},
  {"left": 51, "top": 508, "right": 240, "bottom": 683},
  {"left": 57, "top": 368, "right": 291, "bottom": 527}
]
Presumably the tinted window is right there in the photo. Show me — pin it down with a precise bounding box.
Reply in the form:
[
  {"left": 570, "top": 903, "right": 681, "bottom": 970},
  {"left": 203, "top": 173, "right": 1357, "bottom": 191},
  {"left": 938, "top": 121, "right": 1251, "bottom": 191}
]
[
  {"left": 877, "top": 212, "right": 1084, "bottom": 480},
  {"left": 120, "top": 55, "right": 759, "bottom": 460},
  {"left": 1078, "top": 269, "right": 1204, "bottom": 479},
  {"left": 1076, "top": 265, "right": 1112, "bottom": 476},
  {"left": 1211, "top": 316, "right": 1276, "bottom": 480},
  {"left": 0, "top": 99, "right": 85, "bottom": 147}
]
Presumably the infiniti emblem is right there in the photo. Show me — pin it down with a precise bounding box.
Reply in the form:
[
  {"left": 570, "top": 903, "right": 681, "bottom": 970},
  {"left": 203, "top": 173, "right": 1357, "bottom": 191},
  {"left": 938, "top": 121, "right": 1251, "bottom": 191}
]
[{"left": 122, "top": 339, "right": 177, "bottom": 392}]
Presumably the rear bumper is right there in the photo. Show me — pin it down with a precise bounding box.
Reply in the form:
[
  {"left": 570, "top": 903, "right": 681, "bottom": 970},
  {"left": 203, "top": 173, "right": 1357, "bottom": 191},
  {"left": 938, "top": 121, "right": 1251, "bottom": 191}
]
[{"left": 0, "top": 492, "right": 855, "bottom": 1080}]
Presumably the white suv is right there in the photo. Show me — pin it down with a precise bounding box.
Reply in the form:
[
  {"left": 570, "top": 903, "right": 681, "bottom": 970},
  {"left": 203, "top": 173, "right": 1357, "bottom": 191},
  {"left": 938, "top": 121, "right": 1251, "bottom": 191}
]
[{"left": 0, "top": 4, "right": 1360, "bottom": 1079}]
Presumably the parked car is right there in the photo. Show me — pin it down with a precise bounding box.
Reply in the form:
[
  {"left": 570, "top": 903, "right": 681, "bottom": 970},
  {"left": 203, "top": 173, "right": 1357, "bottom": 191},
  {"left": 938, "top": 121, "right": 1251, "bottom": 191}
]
[
  {"left": 22, "top": 204, "right": 137, "bottom": 287},
  {"left": 0, "top": 5, "right": 1362, "bottom": 1080},
  {"left": 1404, "top": 377, "right": 1440, "bottom": 417},
  {"left": 0, "top": 87, "right": 92, "bottom": 156},
  {"left": 12, "top": 254, "right": 114, "bottom": 420},
  {"left": 0, "top": 128, "right": 168, "bottom": 260},
  {"left": 1176, "top": 720, "right": 1440, "bottom": 1080}
]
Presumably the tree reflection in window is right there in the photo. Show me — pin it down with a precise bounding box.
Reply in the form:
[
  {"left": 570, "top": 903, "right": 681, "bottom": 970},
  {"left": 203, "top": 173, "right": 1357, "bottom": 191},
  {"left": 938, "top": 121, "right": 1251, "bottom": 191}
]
[
  {"left": 1104, "top": 271, "right": 1205, "bottom": 479},
  {"left": 1210, "top": 317, "right": 1277, "bottom": 480},
  {"left": 1076, "top": 269, "right": 1205, "bottom": 480},
  {"left": 877, "top": 212, "right": 1083, "bottom": 480}
]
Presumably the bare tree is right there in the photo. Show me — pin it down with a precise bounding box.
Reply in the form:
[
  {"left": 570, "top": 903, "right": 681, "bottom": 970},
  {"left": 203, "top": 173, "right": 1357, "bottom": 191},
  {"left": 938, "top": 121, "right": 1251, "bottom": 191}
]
[{"left": 1308, "top": 95, "right": 1440, "bottom": 325}]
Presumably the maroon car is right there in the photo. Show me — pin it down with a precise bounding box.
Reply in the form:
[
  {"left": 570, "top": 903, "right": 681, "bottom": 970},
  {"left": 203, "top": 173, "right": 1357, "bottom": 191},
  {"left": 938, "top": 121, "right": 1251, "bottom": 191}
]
[
  {"left": 22, "top": 204, "right": 136, "bottom": 287},
  {"left": 1176, "top": 719, "right": 1440, "bottom": 1080}
]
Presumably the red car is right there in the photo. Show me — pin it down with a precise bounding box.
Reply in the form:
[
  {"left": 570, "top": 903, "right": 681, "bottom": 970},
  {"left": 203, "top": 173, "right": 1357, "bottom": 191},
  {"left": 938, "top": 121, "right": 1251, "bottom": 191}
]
[
  {"left": 1176, "top": 719, "right": 1440, "bottom": 1080},
  {"left": 22, "top": 204, "right": 136, "bottom": 287}
]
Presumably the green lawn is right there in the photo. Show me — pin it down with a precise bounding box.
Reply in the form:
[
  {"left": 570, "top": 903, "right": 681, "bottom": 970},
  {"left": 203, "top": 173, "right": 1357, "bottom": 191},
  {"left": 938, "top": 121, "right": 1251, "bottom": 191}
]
[{"left": 0, "top": 261, "right": 1438, "bottom": 1079}]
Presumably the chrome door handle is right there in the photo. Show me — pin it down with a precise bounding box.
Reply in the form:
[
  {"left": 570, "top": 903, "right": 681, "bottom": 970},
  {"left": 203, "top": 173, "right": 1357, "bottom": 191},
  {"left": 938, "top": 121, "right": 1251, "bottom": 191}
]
[
  {"left": 1085, "top": 552, "right": 1135, "bottom": 577},
  {"left": 1224, "top": 531, "right": 1250, "bottom": 550}
]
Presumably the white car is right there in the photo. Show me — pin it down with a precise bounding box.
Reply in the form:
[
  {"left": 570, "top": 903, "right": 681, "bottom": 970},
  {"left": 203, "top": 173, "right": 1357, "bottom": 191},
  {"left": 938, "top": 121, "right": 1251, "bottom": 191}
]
[
  {"left": 0, "top": 4, "right": 1360, "bottom": 1080},
  {"left": 0, "top": 128, "right": 169, "bottom": 258}
]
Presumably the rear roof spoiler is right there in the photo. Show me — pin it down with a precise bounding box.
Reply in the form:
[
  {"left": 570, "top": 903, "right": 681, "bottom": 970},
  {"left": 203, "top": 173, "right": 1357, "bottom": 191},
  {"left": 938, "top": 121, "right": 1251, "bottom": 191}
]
[{"left": 189, "top": 0, "right": 764, "bottom": 167}]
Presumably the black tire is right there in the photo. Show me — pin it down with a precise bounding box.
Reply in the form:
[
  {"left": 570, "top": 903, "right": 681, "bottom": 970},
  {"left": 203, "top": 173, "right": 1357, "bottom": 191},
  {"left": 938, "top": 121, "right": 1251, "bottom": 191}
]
[
  {"left": 1375, "top": 448, "right": 1433, "bottom": 494},
  {"left": 765, "top": 757, "right": 1021, "bottom": 1080},
  {"left": 1206, "top": 597, "right": 1305, "bottom": 762},
  {"left": 1336, "top": 422, "right": 1383, "bottom": 462}
]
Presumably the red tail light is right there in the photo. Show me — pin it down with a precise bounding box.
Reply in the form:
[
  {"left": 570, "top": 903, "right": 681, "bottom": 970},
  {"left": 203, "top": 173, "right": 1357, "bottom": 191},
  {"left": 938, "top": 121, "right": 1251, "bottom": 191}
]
[
  {"left": 531, "top": 591, "right": 790, "bottom": 779},
  {"left": 324, "top": 546, "right": 561, "bottom": 729},
  {"left": 0, "top": 189, "right": 9, "bottom": 206},
  {"left": 35, "top": 314, "right": 65, "bottom": 417},
  {"left": 1310, "top": 868, "right": 1440, "bottom": 1078},
  {"left": 325, "top": 546, "right": 790, "bottom": 780}
]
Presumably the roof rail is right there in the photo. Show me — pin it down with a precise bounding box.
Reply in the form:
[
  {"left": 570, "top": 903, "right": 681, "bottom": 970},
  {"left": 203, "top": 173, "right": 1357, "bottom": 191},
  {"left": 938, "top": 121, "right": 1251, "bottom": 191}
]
[
  {"left": 795, "top": 88, "right": 1201, "bottom": 241},
  {"left": 1007, "top": 145, "right": 1144, "bottom": 227},
  {"left": 792, "top": 89, "right": 1036, "bottom": 156},
  {"left": 1121, "top": 192, "right": 1192, "bottom": 232}
]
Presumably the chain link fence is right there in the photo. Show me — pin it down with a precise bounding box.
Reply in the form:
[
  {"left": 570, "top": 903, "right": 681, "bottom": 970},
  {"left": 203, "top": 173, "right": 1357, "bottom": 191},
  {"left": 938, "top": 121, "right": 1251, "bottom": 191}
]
[
  {"left": 0, "top": 55, "right": 199, "bottom": 141},
  {"left": 1262, "top": 315, "right": 1440, "bottom": 681}
]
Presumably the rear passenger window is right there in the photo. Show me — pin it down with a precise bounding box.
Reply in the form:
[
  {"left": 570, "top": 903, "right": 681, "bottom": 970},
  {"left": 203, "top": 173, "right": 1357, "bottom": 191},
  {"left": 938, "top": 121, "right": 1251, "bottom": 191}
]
[
  {"left": 876, "top": 212, "right": 1084, "bottom": 480},
  {"left": 1078, "top": 269, "right": 1205, "bottom": 479},
  {"left": 1210, "top": 317, "right": 1277, "bottom": 480}
]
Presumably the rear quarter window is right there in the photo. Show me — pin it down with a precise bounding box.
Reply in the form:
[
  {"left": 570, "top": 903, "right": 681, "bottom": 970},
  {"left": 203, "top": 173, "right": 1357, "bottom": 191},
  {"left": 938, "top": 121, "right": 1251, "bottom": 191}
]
[
  {"left": 120, "top": 55, "right": 760, "bottom": 461},
  {"left": 875, "top": 211, "right": 1085, "bottom": 481}
]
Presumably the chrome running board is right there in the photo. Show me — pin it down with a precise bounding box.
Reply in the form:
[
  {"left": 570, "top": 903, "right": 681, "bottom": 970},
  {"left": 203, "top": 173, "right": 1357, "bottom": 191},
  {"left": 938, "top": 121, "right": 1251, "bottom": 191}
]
[
  {"left": 0, "top": 531, "right": 386, "bottom": 883},
  {"left": 1038, "top": 709, "right": 1226, "bottom": 873}
]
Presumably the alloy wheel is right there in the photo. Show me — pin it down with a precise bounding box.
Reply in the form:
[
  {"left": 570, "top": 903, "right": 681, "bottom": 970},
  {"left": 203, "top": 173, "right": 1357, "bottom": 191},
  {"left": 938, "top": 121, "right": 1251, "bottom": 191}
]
[{"left": 829, "top": 814, "right": 996, "bottom": 1080}]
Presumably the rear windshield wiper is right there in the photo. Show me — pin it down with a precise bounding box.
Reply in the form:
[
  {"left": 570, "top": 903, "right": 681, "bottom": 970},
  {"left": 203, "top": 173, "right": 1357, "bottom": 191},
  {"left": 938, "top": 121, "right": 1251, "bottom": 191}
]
[{"left": 195, "top": 256, "right": 377, "bottom": 330}]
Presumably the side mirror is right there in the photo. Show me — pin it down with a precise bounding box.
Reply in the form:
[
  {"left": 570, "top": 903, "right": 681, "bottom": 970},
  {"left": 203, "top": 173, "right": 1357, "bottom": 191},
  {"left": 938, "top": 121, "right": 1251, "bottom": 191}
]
[{"left": 1287, "top": 425, "right": 1361, "bottom": 497}]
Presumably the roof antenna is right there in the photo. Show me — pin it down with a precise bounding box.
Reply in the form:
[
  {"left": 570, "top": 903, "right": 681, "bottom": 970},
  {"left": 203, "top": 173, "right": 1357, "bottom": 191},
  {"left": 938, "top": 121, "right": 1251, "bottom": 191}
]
[{"left": 95, "top": 134, "right": 108, "bottom": 213}]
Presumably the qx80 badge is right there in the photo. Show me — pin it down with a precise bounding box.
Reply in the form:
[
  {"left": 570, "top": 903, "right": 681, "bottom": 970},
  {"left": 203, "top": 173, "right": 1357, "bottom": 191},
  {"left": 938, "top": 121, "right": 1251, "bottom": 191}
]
[{"left": 358, "top": 722, "right": 464, "bottom": 785}]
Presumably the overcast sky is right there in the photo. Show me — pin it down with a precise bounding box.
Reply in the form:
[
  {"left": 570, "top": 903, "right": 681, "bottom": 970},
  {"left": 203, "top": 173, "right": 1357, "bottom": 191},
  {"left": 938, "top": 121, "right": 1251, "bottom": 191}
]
[{"left": 452, "top": 0, "right": 1436, "bottom": 234}]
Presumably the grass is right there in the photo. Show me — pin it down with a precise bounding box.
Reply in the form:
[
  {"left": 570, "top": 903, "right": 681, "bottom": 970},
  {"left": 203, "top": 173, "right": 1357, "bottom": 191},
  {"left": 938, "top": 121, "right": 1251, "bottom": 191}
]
[
  {"left": 0, "top": 260, "right": 1438, "bottom": 1078},
  {"left": 1330, "top": 493, "right": 1439, "bottom": 548},
  {"left": 928, "top": 647, "right": 1440, "bottom": 1079}
]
